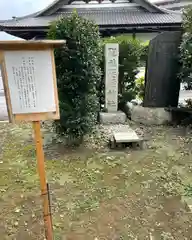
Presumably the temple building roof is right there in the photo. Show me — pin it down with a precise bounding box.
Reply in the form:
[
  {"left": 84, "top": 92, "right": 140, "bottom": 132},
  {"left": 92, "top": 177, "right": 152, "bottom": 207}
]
[
  {"left": 154, "top": 0, "right": 192, "bottom": 12},
  {"left": 0, "top": 0, "right": 182, "bottom": 39}
]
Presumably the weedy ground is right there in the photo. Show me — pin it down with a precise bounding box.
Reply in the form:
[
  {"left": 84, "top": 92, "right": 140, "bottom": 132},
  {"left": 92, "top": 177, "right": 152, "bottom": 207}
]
[{"left": 0, "top": 122, "right": 192, "bottom": 240}]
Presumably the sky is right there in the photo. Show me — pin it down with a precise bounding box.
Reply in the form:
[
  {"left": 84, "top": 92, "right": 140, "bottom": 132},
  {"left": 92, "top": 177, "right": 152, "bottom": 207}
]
[
  {"left": 0, "top": 0, "right": 53, "bottom": 40},
  {"left": 0, "top": 0, "right": 163, "bottom": 40}
]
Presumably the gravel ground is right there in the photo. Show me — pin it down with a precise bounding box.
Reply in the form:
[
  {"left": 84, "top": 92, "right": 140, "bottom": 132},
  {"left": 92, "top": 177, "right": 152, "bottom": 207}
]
[
  {"left": 82, "top": 122, "right": 145, "bottom": 150},
  {"left": 42, "top": 121, "right": 144, "bottom": 151}
]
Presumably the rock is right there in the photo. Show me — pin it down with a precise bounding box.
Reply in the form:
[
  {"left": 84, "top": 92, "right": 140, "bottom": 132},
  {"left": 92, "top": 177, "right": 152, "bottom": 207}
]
[
  {"left": 14, "top": 208, "right": 21, "bottom": 213},
  {"left": 99, "top": 111, "right": 126, "bottom": 124},
  {"left": 122, "top": 102, "right": 134, "bottom": 118},
  {"left": 131, "top": 99, "right": 142, "bottom": 106},
  {"left": 127, "top": 102, "right": 134, "bottom": 112},
  {"left": 131, "top": 106, "right": 172, "bottom": 125},
  {"left": 14, "top": 221, "right": 19, "bottom": 227}
]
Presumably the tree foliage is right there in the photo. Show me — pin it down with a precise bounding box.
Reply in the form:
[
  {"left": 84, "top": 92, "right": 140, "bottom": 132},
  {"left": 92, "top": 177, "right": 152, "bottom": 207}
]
[
  {"left": 179, "top": 6, "right": 192, "bottom": 89},
  {"left": 48, "top": 12, "right": 102, "bottom": 141},
  {"left": 135, "top": 76, "right": 145, "bottom": 100}
]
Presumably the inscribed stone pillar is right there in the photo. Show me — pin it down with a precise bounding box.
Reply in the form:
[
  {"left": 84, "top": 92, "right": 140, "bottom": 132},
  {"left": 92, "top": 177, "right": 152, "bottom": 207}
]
[{"left": 104, "top": 43, "right": 119, "bottom": 112}]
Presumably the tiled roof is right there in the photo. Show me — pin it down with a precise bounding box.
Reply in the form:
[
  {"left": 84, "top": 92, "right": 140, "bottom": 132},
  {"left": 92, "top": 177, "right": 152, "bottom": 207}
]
[{"left": 0, "top": 9, "right": 182, "bottom": 28}]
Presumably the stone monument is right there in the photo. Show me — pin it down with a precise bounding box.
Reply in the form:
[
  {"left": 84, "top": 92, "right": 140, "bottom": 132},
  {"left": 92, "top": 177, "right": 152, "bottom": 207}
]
[
  {"left": 105, "top": 43, "right": 118, "bottom": 112},
  {"left": 99, "top": 43, "right": 126, "bottom": 124},
  {"left": 144, "top": 31, "right": 181, "bottom": 107}
]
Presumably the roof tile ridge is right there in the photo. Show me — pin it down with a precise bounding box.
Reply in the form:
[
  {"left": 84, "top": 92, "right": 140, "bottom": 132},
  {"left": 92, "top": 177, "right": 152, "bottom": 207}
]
[{"left": 133, "top": 0, "right": 167, "bottom": 13}]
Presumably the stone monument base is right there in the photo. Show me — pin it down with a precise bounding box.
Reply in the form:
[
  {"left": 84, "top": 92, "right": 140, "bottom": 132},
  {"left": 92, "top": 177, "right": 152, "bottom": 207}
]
[
  {"left": 130, "top": 106, "right": 172, "bottom": 125},
  {"left": 99, "top": 111, "right": 126, "bottom": 125}
]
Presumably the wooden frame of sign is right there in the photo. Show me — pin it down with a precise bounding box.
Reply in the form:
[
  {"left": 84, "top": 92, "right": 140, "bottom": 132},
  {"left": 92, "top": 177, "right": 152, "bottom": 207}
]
[
  {"left": 0, "top": 40, "right": 65, "bottom": 123},
  {"left": 0, "top": 40, "right": 65, "bottom": 240}
]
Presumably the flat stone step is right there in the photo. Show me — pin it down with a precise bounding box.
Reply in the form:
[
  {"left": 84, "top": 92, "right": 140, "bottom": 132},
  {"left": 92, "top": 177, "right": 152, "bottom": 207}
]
[
  {"left": 113, "top": 129, "right": 139, "bottom": 143},
  {"left": 109, "top": 127, "right": 145, "bottom": 150}
]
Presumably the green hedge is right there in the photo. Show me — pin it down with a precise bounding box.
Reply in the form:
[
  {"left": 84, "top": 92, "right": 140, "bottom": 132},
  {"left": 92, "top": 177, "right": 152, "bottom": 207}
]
[{"left": 48, "top": 12, "right": 102, "bottom": 142}]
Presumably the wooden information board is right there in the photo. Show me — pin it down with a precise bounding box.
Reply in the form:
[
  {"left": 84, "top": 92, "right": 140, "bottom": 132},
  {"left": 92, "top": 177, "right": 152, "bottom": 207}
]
[
  {"left": 0, "top": 40, "right": 65, "bottom": 240},
  {"left": 0, "top": 40, "right": 64, "bottom": 123}
]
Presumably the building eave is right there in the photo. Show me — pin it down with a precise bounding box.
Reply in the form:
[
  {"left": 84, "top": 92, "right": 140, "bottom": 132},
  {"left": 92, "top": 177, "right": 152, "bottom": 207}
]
[
  {"left": 1, "top": 20, "right": 182, "bottom": 31},
  {"left": 36, "top": 0, "right": 166, "bottom": 17},
  {"left": 2, "top": 21, "right": 181, "bottom": 37}
]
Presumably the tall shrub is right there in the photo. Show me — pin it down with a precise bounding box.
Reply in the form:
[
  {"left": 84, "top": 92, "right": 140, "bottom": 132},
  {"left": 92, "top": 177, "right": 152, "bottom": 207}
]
[
  {"left": 48, "top": 12, "right": 102, "bottom": 141},
  {"left": 179, "top": 6, "right": 192, "bottom": 89},
  {"left": 135, "top": 76, "right": 145, "bottom": 100},
  {"left": 140, "top": 41, "right": 149, "bottom": 65}
]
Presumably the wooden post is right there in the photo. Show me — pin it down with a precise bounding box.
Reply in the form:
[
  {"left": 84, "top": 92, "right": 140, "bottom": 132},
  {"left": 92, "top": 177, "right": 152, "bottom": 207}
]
[{"left": 33, "top": 121, "right": 53, "bottom": 240}]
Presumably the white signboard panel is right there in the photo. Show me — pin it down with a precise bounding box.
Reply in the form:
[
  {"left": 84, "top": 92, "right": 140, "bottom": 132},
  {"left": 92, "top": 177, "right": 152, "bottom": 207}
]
[
  {"left": 105, "top": 43, "right": 119, "bottom": 112},
  {"left": 4, "top": 50, "right": 56, "bottom": 114}
]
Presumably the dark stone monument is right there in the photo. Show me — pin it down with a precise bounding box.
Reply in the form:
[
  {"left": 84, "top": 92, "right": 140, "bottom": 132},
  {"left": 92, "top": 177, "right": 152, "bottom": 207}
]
[{"left": 143, "top": 31, "right": 182, "bottom": 107}]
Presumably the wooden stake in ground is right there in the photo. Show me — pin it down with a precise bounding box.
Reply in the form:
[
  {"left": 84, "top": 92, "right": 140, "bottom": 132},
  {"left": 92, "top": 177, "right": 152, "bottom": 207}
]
[{"left": 33, "top": 121, "right": 53, "bottom": 240}]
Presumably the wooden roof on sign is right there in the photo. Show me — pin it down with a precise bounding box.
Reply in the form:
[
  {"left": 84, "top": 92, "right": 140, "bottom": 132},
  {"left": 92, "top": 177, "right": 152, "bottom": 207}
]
[{"left": 0, "top": 40, "right": 66, "bottom": 50}]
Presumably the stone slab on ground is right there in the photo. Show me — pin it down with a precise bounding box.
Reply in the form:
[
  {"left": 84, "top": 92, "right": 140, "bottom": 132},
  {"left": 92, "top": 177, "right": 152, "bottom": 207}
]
[
  {"left": 99, "top": 111, "right": 126, "bottom": 125},
  {"left": 113, "top": 129, "right": 139, "bottom": 143},
  {"left": 99, "top": 123, "right": 144, "bottom": 139},
  {"left": 109, "top": 125, "right": 144, "bottom": 149}
]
